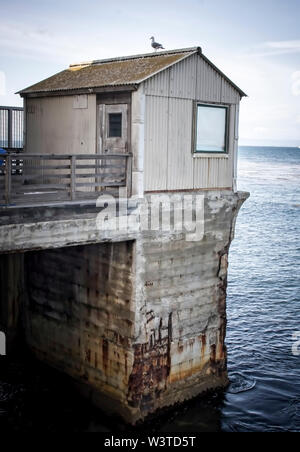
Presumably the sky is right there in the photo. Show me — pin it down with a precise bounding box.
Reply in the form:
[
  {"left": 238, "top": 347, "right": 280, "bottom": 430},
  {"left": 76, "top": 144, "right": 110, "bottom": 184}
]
[{"left": 0, "top": 0, "right": 299, "bottom": 146}]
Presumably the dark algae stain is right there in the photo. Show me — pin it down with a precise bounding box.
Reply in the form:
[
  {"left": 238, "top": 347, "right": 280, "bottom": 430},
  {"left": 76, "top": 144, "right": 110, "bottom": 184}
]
[{"left": 127, "top": 313, "right": 173, "bottom": 413}]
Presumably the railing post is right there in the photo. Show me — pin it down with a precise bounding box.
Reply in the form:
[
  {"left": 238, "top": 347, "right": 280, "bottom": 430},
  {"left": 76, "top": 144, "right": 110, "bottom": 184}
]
[
  {"left": 95, "top": 155, "right": 102, "bottom": 193},
  {"left": 7, "top": 108, "right": 12, "bottom": 149},
  {"left": 5, "top": 154, "right": 11, "bottom": 205},
  {"left": 70, "top": 155, "right": 76, "bottom": 200},
  {"left": 126, "top": 154, "right": 132, "bottom": 198}
]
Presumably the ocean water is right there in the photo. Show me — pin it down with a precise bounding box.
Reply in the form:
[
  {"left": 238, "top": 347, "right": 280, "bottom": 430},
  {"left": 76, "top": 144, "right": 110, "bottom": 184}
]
[
  {"left": 223, "top": 146, "right": 300, "bottom": 432},
  {"left": 0, "top": 146, "right": 299, "bottom": 432}
]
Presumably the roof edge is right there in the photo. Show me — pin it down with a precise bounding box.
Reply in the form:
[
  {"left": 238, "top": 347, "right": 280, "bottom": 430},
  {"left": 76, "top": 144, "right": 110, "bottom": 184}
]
[
  {"left": 200, "top": 53, "right": 247, "bottom": 97},
  {"left": 69, "top": 47, "right": 201, "bottom": 68},
  {"left": 17, "top": 84, "right": 138, "bottom": 97}
]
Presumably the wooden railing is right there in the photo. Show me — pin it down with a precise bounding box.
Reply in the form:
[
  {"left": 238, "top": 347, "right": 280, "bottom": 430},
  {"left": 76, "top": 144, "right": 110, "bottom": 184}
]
[
  {"left": 0, "top": 106, "right": 23, "bottom": 150},
  {"left": 0, "top": 153, "right": 132, "bottom": 206}
]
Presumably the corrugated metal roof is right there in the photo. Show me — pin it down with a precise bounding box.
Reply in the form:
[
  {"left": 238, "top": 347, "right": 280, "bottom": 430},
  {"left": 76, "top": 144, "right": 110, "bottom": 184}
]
[
  {"left": 19, "top": 48, "right": 198, "bottom": 95},
  {"left": 18, "top": 47, "right": 246, "bottom": 97}
]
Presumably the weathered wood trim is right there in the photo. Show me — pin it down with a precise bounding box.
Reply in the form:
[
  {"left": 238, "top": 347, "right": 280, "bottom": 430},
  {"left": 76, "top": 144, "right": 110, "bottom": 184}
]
[
  {"left": 126, "top": 154, "right": 132, "bottom": 198},
  {"left": 70, "top": 155, "right": 76, "bottom": 200},
  {"left": 145, "top": 187, "right": 233, "bottom": 194},
  {"left": 20, "top": 85, "right": 138, "bottom": 99}
]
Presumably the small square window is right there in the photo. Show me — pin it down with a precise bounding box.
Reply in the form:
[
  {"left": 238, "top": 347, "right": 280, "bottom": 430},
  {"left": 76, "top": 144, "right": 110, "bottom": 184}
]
[
  {"left": 195, "top": 104, "right": 227, "bottom": 153},
  {"left": 108, "top": 113, "right": 122, "bottom": 138}
]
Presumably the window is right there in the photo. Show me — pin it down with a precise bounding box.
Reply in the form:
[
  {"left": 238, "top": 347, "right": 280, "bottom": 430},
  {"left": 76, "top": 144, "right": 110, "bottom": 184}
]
[
  {"left": 108, "top": 113, "right": 122, "bottom": 138},
  {"left": 195, "top": 104, "right": 228, "bottom": 153}
]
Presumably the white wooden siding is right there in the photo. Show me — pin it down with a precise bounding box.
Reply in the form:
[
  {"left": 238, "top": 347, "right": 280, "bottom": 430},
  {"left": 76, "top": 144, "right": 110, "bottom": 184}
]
[
  {"left": 144, "top": 95, "right": 169, "bottom": 191},
  {"left": 167, "top": 98, "right": 193, "bottom": 189},
  {"left": 143, "top": 54, "right": 198, "bottom": 99},
  {"left": 143, "top": 67, "right": 171, "bottom": 97},
  {"left": 26, "top": 94, "right": 97, "bottom": 155},
  {"left": 143, "top": 51, "right": 242, "bottom": 191},
  {"left": 144, "top": 96, "right": 236, "bottom": 191},
  {"left": 196, "top": 57, "right": 222, "bottom": 103},
  {"left": 169, "top": 54, "right": 197, "bottom": 99},
  {"left": 221, "top": 78, "right": 240, "bottom": 104},
  {"left": 193, "top": 157, "right": 229, "bottom": 189},
  {"left": 143, "top": 53, "right": 239, "bottom": 104}
]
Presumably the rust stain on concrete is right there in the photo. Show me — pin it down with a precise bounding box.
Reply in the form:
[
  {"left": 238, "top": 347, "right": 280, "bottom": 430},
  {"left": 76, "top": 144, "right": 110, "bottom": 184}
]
[
  {"left": 127, "top": 313, "right": 172, "bottom": 412},
  {"left": 102, "top": 338, "right": 109, "bottom": 372}
]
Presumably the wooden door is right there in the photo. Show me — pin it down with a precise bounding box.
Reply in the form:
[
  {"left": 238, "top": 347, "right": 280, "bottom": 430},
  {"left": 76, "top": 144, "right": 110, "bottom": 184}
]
[
  {"left": 98, "top": 104, "right": 128, "bottom": 154},
  {"left": 97, "top": 103, "right": 128, "bottom": 191}
]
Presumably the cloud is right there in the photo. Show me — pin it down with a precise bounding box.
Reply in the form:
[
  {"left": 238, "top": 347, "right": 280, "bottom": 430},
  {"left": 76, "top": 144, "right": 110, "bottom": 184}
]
[
  {"left": 291, "top": 71, "right": 300, "bottom": 96},
  {"left": 253, "top": 126, "right": 269, "bottom": 135},
  {"left": 0, "top": 71, "right": 5, "bottom": 96},
  {"left": 0, "top": 22, "right": 107, "bottom": 64},
  {"left": 250, "top": 40, "right": 300, "bottom": 57},
  {"left": 0, "top": 19, "right": 153, "bottom": 65},
  {"left": 265, "top": 40, "right": 300, "bottom": 50}
]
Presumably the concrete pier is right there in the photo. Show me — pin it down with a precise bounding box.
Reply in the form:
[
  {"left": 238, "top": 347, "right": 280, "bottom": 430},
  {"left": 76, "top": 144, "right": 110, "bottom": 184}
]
[{"left": 0, "top": 189, "right": 248, "bottom": 423}]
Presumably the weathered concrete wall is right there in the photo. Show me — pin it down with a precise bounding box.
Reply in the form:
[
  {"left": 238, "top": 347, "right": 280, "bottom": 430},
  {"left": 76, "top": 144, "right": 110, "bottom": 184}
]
[
  {"left": 23, "top": 241, "right": 136, "bottom": 419},
  {"left": 126, "top": 190, "right": 247, "bottom": 421},
  {"left": 0, "top": 253, "right": 24, "bottom": 351},
  {"left": 0, "top": 189, "right": 248, "bottom": 423}
]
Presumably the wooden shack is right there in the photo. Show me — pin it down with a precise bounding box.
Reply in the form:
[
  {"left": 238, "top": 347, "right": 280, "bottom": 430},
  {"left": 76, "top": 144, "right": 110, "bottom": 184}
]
[{"left": 19, "top": 47, "right": 246, "bottom": 198}]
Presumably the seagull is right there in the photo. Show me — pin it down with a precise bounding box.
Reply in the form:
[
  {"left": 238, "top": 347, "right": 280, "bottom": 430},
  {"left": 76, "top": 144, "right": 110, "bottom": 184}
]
[{"left": 150, "top": 36, "right": 165, "bottom": 51}]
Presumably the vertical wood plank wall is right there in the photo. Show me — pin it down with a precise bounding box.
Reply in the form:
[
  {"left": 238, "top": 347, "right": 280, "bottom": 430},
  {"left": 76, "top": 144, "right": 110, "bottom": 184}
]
[
  {"left": 143, "top": 53, "right": 240, "bottom": 191},
  {"left": 26, "top": 94, "right": 97, "bottom": 155}
]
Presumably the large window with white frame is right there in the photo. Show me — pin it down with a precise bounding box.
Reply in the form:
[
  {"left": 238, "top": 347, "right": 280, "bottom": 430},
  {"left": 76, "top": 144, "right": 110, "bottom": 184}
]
[{"left": 195, "top": 104, "right": 228, "bottom": 154}]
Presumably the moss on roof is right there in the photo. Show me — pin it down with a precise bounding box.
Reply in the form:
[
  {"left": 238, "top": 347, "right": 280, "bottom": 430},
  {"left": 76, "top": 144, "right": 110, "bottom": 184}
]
[{"left": 19, "top": 51, "right": 193, "bottom": 94}]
